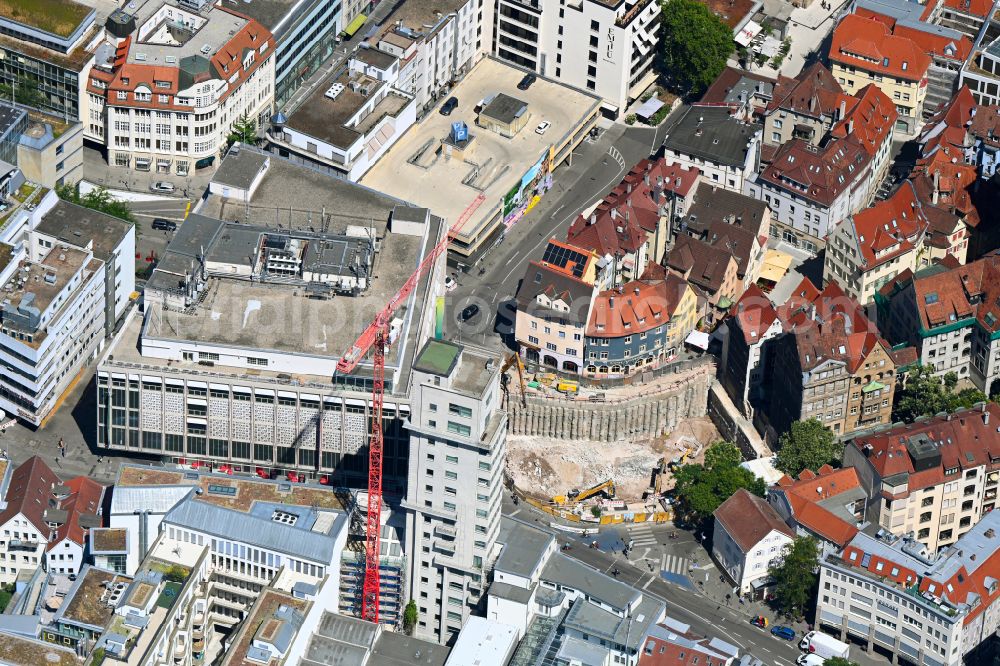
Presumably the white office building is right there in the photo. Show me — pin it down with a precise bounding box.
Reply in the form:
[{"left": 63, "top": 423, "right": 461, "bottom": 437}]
[
  {"left": 492, "top": 0, "right": 659, "bottom": 115},
  {"left": 403, "top": 339, "right": 506, "bottom": 645}
]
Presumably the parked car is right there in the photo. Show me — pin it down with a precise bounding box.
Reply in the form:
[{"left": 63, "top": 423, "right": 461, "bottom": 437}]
[
  {"left": 517, "top": 73, "right": 537, "bottom": 90},
  {"left": 440, "top": 97, "right": 459, "bottom": 116},
  {"left": 150, "top": 181, "right": 176, "bottom": 193},
  {"left": 796, "top": 654, "right": 826, "bottom": 666},
  {"left": 750, "top": 616, "right": 768, "bottom": 628},
  {"left": 535, "top": 120, "right": 551, "bottom": 135},
  {"left": 445, "top": 276, "right": 457, "bottom": 292},
  {"left": 460, "top": 304, "right": 480, "bottom": 321},
  {"left": 152, "top": 218, "right": 177, "bottom": 232},
  {"left": 771, "top": 626, "right": 796, "bottom": 641}
]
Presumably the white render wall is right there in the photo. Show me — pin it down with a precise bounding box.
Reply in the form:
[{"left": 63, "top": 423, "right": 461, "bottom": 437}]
[{"left": 712, "top": 522, "right": 792, "bottom": 595}]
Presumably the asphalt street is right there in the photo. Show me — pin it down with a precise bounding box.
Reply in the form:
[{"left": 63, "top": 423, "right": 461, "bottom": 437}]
[
  {"left": 447, "top": 120, "right": 672, "bottom": 349},
  {"left": 502, "top": 496, "right": 891, "bottom": 665}
]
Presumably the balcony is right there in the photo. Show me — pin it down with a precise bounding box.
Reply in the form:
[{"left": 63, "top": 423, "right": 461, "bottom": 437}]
[
  {"left": 7, "top": 539, "right": 38, "bottom": 552},
  {"left": 434, "top": 524, "right": 457, "bottom": 539}
]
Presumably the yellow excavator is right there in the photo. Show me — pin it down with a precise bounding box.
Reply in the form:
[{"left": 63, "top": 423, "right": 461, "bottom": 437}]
[
  {"left": 552, "top": 479, "right": 616, "bottom": 506},
  {"left": 500, "top": 353, "right": 527, "bottom": 407}
]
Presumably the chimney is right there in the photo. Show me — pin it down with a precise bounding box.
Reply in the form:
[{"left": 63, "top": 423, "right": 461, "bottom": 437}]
[
  {"left": 610, "top": 296, "right": 615, "bottom": 309},
  {"left": 589, "top": 213, "right": 597, "bottom": 225},
  {"left": 847, "top": 119, "right": 854, "bottom": 134},
  {"left": 839, "top": 99, "right": 846, "bottom": 120},
  {"left": 611, "top": 208, "right": 618, "bottom": 220},
  {"left": 634, "top": 287, "right": 640, "bottom": 295},
  {"left": 627, "top": 183, "right": 633, "bottom": 194},
  {"left": 932, "top": 170, "right": 941, "bottom": 205},
  {"left": 985, "top": 409, "right": 991, "bottom": 426},
  {"left": 644, "top": 173, "right": 650, "bottom": 186}
]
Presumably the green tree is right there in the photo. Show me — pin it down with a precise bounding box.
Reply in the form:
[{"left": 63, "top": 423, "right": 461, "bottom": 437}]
[
  {"left": 825, "top": 659, "right": 860, "bottom": 666},
  {"left": 774, "top": 419, "right": 840, "bottom": 477},
  {"left": 659, "top": 0, "right": 733, "bottom": 97},
  {"left": 769, "top": 536, "right": 819, "bottom": 619},
  {"left": 56, "top": 184, "right": 134, "bottom": 223},
  {"left": 894, "top": 366, "right": 988, "bottom": 422},
  {"left": 673, "top": 441, "right": 765, "bottom": 523},
  {"left": 403, "top": 599, "right": 418, "bottom": 635},
  {"left": 227, "top": 112, "right": 258, "bottom": 147}
]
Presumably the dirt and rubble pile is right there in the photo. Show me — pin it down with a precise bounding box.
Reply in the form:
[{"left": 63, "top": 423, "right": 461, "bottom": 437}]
[{"left": 506, "top": 417, "right": 719, "bottom": 500}]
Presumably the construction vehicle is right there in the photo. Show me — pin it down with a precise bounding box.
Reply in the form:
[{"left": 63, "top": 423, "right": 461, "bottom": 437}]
[
  {"left": 336, "top": 192, "right": 487, "bottom": 624},
  {"left": 552, "top": 478, "right": 616, "bottom": 505},
  {"left": 556, "top": 380, "right": 578, "bottom": 394},
  {"left": 500, "top": 353, "right": 527, "bottom": 407}
]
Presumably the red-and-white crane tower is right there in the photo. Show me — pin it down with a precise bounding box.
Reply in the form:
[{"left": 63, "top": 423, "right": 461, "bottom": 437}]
[{"left": 338, "top": 193, "right": 486, "bottom": 624}]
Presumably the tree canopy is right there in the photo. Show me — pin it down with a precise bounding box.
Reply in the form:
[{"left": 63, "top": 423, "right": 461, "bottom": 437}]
[
  {"left": 672, "top": 440, "right": 764, "bottom": 524},
  {"left": 659, "top": 0, "right": 733, "bottom": 97},
  {"left": 769, "top": 536, "right": 820, "bottom": 619},
  {"left": 228, "top": 112, "right": 258, "bottom": 147},
  {"left": 403, "top": 600, "right": 418, "bottom": 635},
  {"left": 774, "top": 419, "right": 840, "bottom": 477},
  {"left": 56, "top": 184, "right": 134, "bottom": 223},
  {"left": 893, "top": 365, "right": 988, "bottom": 422}
]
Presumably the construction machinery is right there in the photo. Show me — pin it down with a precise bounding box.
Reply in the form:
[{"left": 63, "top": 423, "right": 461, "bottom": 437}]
[
  {"left": 337, "top": 192, "right": 486, "bottom": 624},
  {"left": 552, "top": 478, "right": 616, "bottom": 506},
  {"left": 500, "top": 353, "right": 527, "bottom": 407}
]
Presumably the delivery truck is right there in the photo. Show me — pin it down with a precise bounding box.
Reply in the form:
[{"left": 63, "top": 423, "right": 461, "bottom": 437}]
[{"left": 799, "top": 631, "right": 850, "bottom": 660}]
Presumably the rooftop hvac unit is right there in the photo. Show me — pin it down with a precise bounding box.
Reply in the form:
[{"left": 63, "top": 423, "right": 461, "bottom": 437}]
[{"left": 325, "top": 83, "right": 345, "bottom": 100}]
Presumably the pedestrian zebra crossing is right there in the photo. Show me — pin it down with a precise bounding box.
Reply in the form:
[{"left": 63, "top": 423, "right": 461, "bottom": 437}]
[
  {"left": 627, "top": 523, "right": 658, "bottom": 548},
  {"left": 660, "top": 553, "right": 690, "bottom": 576}
]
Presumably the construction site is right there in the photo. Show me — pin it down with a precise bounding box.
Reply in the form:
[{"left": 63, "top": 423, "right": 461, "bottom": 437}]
[{"left": 501, "top": 354, "right": 721, "bottom": 522}]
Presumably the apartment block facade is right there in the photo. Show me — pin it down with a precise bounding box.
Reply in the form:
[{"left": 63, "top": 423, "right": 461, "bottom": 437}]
[
  {"left": 816, "top": 512, "right": 1000, "bottom": 666},
  {"left": 492, "top": 0, "right": 659, "bottom": 115},
  {"left": 403, "top": 340, "right": 506, "bottom": 645},
  {"left": 85, "top": 2, "right": 275, "bottom": 175},
  {"left": 844, "top": 403, "right": 1000, "bottom": 552}
]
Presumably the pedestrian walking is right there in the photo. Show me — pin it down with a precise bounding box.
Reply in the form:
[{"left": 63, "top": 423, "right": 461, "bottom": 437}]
[{"left": 58, "top": 438, "right": 65, "bottom": 458}]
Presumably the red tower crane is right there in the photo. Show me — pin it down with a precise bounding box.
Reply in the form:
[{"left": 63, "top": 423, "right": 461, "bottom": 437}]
[{"left": 340, "top": 193, "right": 486, "bottom": 624}]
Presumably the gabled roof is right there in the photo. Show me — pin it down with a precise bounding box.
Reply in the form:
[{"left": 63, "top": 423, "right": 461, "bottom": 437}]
[
  {"left": 849, "top": 181, "right": 928, "bottom": 272},
  {"left": 714, "top": 488, "right": 794, "bottom": 552},
  {"left": 728, "top": 284, "right": 779, "bottom": 345},
  {"left": 900, "top": 254, "right": 1000, "bottom": 334},
  {"left": 767, "top": 62, "right": 851, "bottom": 121},
  {"left": 515, "top": 260, "right": 595, "bottom": 324},
  {"left": 848, "top": 403, "right": 1000, "bottom": 491},
  {"left": 0, "top": 456, "right": 60, "bottom": 535},
  {"left": 829, "top": 13, "right": 933, "bottom": 82},
  {"left": 586, "top": 273, "right": 691, "bottom": 338},
  {"left": 665, "top": 235, "right": 737, "bottom": 295},
  {"left": 773, "top": 464, "right": 862, "bottom": 547},
  {"left": 830, "top": 84, "right": 898, "bottom": 158},
  {"left": 49, "top": 476, "right": 104, "bottom": 550},
  {"left": 758, "top": 138, "right": 869, "bottom": 207}
]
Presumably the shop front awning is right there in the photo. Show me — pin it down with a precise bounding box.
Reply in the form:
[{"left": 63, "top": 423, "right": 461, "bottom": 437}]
[
  {"left": 735, "top": 20, "right": 762, "bottom": 47},
  {"left": 685, "top": 331, "right": 710, "bottom": 350},
  {"left": 343, "top": 14, "right": 367, "bottom": 37}
]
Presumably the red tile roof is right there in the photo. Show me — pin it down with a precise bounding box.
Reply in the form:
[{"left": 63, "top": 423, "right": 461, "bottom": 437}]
[
  {"left": 768, "top": 62, "right": 851, "bottom": 121},
  {"left": 0, "top": 456, "right": 60, "bottom": 535},
  {"left": 49, "top": 476, "right": 104, "bottom": 549},
  {"left": 848, "top": 403, "right": 1000, "bottom": 496},
  {"left": 830, "top": 84, "right": 898, "bottom": 158},
  {"left": 665, "top": 234, "right": 738, "bottom": 295},
  {"left": 758, "top": 138, "right": 870, "bottom": 207},
  {"left": 729, "top": 283, "right": 779, "bottom": 345},
  {"left": 896, "top": 253, "right": 1000, "bottom": 334},
  {"left": 714, "top": 488, "right": 794, "bottom": 551},
  {"left": 587, "top": 273, "right": 690, "bottom": 338},
  {"left": 773, "top": 465, "right": 862, "bottom": 546},
  {"left": 849, "top": 181, "right": 928, "bottom": 272},
  {"left": 829, "top": 13, "right": 933, "bottom": 82}
]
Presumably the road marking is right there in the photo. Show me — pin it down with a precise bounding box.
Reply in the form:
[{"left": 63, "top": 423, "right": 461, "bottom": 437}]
[
  {"left": 184, "top": 200, "right": 191, "bottom": 219},
  {"left": 660, "top": 554, "right": 690, "bottom": 575},
  {"left": 642, "top": 577, "right": 654, "bottom": 590}
]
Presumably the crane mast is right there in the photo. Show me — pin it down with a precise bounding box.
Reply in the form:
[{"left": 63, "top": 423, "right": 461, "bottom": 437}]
[{"left": 347, "top": 193, "right": 486, "bottom": 624}]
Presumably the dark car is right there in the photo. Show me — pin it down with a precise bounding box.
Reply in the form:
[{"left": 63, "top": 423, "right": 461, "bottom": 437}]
[
  {"left": 750, "top": 616, "right": 768, "bottom": 628},
  {"left": 517, "top": 73, "right": 537, "bottom": 90},
  {"left": 440, "top": 97, "right": 458, "bottom": 116},
  {"left": 152, "top": 218, "right": 177, "bottom": 232},
  {"left": 460, "top": 304, "right": 480, "bottom": 321},
  {"left": 770, "top": 626, "right": 796, "bottom": 641}
]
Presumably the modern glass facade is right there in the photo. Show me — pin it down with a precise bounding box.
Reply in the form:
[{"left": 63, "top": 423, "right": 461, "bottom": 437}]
[{"left": 274, "top": 0, "right": 342, "bottom": 107}]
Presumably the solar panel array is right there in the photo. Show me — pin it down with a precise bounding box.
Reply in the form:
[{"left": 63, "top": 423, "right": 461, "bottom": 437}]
[{"left": 542, "top": 243, "right": 587, "bottom": 279}]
